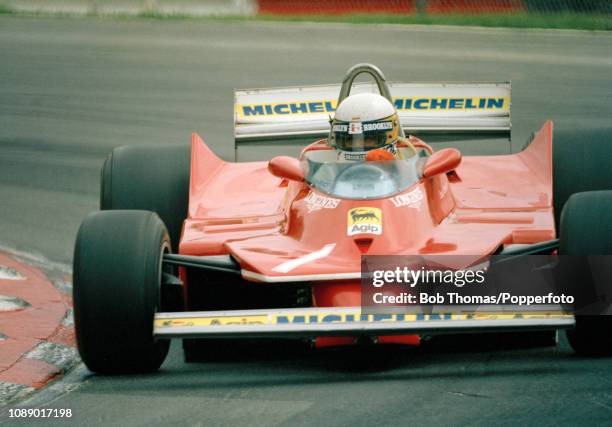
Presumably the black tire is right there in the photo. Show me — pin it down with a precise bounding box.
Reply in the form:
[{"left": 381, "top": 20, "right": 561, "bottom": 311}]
[
  {"left": 100, "top": 143, "right": 190, "bottom": 252},
  {"left": 552, "top": 128, "right": 612, "bottom": 227},
  {"left": 561, "top": 191, "right": 612, "bottom": 356},
  {"left": 73, "top": 210, "right": 171, "bottom": 373}
]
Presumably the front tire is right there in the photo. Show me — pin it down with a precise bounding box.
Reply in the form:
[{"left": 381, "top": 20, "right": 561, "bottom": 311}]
[{"left": 73, "top": 210, "right": 170, "bottom": 373}]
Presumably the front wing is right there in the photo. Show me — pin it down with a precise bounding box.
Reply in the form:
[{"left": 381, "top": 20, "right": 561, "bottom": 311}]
[{"left": 154, "top": 307, "right": 574, "bottom": 339}]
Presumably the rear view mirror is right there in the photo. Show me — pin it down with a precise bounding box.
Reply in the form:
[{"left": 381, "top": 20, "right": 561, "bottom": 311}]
[
  {"left": 423, "top": 148, "right": 461, "bottom": 179},
  {"left": 268, "top": 156, "right": 305, "bottom": 182}
]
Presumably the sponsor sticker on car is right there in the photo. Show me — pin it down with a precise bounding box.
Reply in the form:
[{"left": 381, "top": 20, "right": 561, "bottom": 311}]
[
  {"left": 347, "top": 207, "right": 382, "bottom": 236},
  {"left": 274, "top": 312, "right": 442, "bottom": 324},
  {"left": 272, "top": 311, "right": 572, "bottom": 324},
  {"left": 304, "top": 191, "right": 340, "bottom": 213},
  {"left": 390, "top": 187, "right": 424, "bottom": 209},
  {"left": 157, "top": 315, "right": 268, "bottom": 327}
]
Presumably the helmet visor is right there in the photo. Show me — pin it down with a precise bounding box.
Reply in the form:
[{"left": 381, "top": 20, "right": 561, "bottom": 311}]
[{"left": 332, "top": 118, "right": 397, "bottom": 152}]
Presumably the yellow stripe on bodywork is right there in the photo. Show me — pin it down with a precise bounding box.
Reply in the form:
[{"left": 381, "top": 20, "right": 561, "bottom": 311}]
[{"left": 155, "top": 311, "right": 572, "bottom": 329}]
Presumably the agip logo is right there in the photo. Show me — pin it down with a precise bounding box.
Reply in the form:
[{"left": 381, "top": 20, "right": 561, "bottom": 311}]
[{"left": 347, "top": 207, "right": 382, "bottom": 236}]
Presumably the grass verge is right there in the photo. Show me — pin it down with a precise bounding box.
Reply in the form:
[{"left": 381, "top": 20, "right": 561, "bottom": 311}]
[
  {"left": 255, "top": 12, "right": 612, "bottom": 31},
  {"left": 0, "top": 4, "right": 14, "bottom": 14}
]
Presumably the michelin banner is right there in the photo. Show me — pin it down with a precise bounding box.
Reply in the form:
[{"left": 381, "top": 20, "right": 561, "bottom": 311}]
[{"left": 235, "top": 81, "right": 511, "bottom": 141}]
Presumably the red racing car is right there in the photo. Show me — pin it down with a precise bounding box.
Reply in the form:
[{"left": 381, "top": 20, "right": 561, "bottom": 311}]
[{"left": 73, "top": 64, "right": 612, "bottom": 373}]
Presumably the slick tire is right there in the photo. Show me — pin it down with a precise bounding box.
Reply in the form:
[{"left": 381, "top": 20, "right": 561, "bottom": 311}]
[
  {"left": 552, "top": 128, "right": 612, "bottom": 227},
  {"left": 100, "top": 143, "right": 190, "bottom": 252},
  {"left": 561, "top": 191, "right": 612, "bottom": 356},
  {"left": 73, "top": 210, "right": 171, "bottom": 374}
]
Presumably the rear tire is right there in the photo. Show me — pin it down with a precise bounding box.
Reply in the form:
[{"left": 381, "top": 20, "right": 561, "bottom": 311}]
[
  {"left": 73, "top": 210, "right": 171, "bottom": 373},
  {"left": 552, "top": 128, "right": 612, "bottom": 227},
  {"left": 561, "top": 191, "right": 612, "bottom": 356},
  {"left": 100, "top": 143, "right": 190, "bottom": 252}
]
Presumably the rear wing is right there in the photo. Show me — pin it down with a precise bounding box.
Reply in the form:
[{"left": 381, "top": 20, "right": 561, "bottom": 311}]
[{"left": 234, "top": 66, "right": 511, "bottom": 160}]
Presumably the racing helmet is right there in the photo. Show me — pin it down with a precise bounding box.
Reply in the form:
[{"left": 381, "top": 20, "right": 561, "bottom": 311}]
[{"left": 329, "top": 93, "right": 400, "bottom": 155}]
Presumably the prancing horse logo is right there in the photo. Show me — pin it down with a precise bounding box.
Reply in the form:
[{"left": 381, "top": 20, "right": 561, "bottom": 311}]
[{"left": 351, "top": 210, "right": 379, "bottom": 222}]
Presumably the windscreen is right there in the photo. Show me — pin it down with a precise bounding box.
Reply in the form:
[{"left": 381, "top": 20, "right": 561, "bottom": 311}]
[{"left": 304, "top": 156, "right": 423, "bottom": 200}]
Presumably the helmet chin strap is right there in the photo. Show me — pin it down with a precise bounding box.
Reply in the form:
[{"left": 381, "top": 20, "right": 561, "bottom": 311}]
[{"left": 336, "top": 141, "right": 397, "bottom": 161}]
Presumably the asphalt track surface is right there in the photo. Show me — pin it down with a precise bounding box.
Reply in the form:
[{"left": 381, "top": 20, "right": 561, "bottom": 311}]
[{"left": 1, "top": 16, "right": 612, "bottom": 426}]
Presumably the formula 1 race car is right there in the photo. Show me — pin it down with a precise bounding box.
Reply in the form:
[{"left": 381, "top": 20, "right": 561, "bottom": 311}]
[{"left": 73, "top": 64, "right": 612, "bottom": 373}]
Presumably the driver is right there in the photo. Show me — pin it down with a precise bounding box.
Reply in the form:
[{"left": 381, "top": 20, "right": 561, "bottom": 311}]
[{"left": 329, "top": 93, "right": 417, "bottom": 162}]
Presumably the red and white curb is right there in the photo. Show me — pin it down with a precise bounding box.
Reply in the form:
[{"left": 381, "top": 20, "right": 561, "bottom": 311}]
[{"left": 0, "top": 250, "right": 77, "bottom": 406}]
